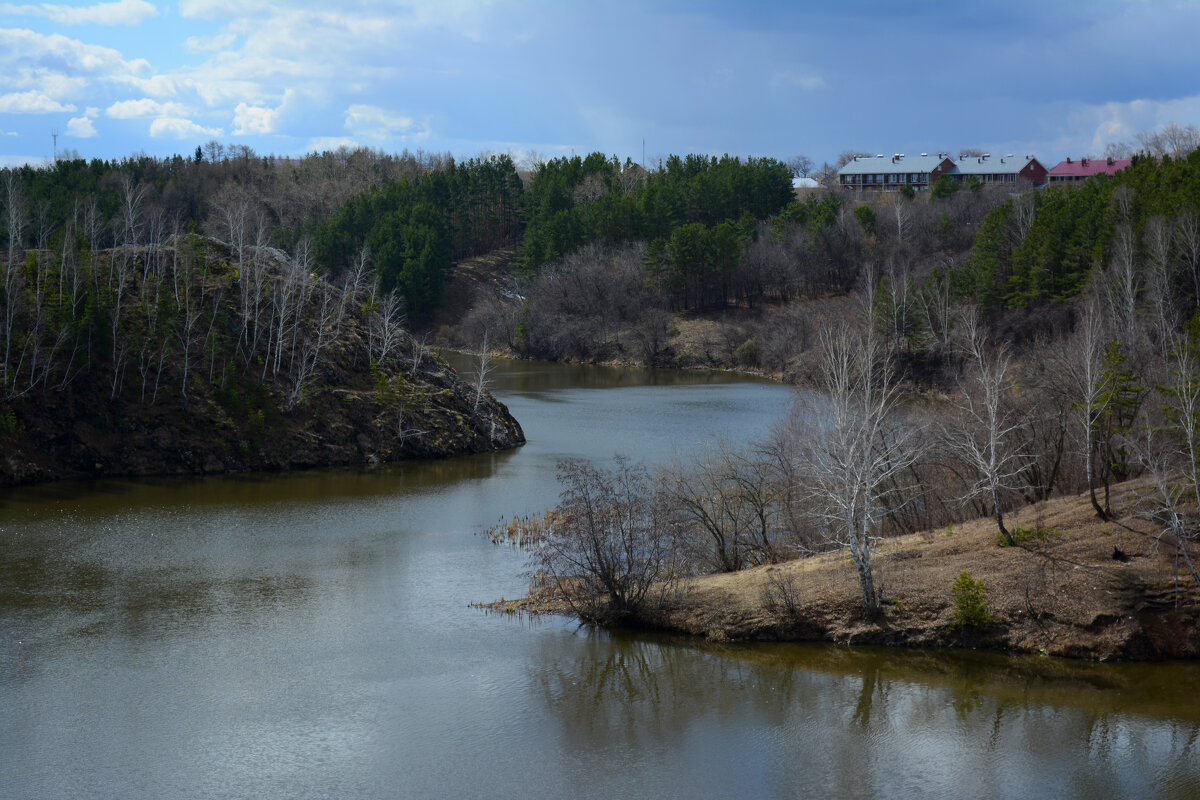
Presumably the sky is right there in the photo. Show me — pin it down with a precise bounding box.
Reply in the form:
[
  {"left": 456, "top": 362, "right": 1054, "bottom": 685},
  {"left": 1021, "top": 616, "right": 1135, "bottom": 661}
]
[{"left": 3, "top": 0, "right": 1200, "bottom": 168}]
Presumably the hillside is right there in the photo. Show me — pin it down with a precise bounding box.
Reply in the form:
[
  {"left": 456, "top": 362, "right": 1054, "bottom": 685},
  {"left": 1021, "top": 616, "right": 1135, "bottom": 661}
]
[{"left": 0, "top": 236, "right": 524, "bottom": 486}]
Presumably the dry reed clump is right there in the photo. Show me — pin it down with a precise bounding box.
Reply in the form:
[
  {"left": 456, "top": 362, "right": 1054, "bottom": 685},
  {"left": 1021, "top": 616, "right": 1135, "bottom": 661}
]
[{"left": 482, "top": 509, "right": 564, "bottom": 547}]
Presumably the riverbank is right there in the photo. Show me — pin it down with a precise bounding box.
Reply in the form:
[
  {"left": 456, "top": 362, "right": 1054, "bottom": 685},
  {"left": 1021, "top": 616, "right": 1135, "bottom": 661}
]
[
  {"left": 0, "top": 330, "right": 524, "bottom": 487},
  {"left": 490, "top": 479, "right": 1200, "bottom": 661}
]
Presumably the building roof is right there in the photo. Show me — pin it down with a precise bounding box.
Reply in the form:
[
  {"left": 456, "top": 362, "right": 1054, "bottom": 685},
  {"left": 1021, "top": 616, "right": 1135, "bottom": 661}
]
[
  {"left": 951, "top": 155, "right": 1042, "bottom": 176},
  {"left": 838, "top": 153, "right": 952, "bottom": 175},
  {"left": 1047, "top": 157, "right": 1132, "bottom": 177}
]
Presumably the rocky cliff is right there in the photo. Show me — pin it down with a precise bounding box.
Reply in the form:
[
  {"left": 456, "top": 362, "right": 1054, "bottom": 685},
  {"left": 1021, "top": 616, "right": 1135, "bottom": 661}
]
[{"left": 0, "top": 237, "right": 523, "bottom": 485}]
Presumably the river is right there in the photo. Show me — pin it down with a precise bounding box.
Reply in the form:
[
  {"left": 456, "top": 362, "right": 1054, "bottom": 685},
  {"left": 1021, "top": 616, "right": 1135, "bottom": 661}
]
[{"left": 1, "top": 358, "right": 1198, "bottom": 799}]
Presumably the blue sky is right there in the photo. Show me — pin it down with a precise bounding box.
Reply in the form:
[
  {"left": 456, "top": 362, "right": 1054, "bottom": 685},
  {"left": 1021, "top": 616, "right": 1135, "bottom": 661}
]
[{"left": 2, "top": 0, "right": 1200, "bottom": 167}]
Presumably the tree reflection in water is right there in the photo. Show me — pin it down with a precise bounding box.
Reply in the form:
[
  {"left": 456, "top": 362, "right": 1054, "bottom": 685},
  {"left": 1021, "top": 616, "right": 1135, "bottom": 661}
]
[{"left": 528, "top": 631, "right": 1200, "bottom": 800}]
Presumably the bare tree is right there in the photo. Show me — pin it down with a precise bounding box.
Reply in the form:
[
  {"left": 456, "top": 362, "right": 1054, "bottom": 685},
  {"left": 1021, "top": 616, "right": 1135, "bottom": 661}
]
[
  {"left": 368, "top": 289, "right": 406, "bottom": 369},
  {"left": 173, "top": 236, "right": 206, "bottom": 410},
  {"left": 665, "top": 448, "right": 754, "bottom": 573},
  {"left": 945, "top": 309, "right": 1030, "bottom": 544},
  {"left": 1136, "top": 121, "right": 1200, "bottom": 159},
  {"left": 913, "top": 267, "right": 957, "bottom": 357},
  {"left": 1144, "top": 215, "right": 1179, "bottom": 357},
  {"left": 530, "top": 457, "right": 680, "bottom": 624},
  {"left": 286, "top": 279, "right": 346, "bottom": 411},
  {"left": 793, "top": 321, "right": 920, "bottom": 618},
  {"left": 1099, "top": 223, "right": 1142, "bottom": 358},
  {"left": 409, "top": 331, "right": 429, "bottom": 378},
  {"left": 471, "top": 333, "right": 494, "bottom": 416},
  {"left": 1008, "top": 192, "right": 1038, "bottom": 248},
  {"left": 1069, "top": 296, "right": 1118, "bottom": 520},
  {"left": 892, "top": 197, "right": 910, "bottom": 246},
  {"left": 107, "top": 243, "right": 133, "bottom": 400},
  {"left": 787, "top": 154, "right": 814, "bottom": 178},
  {"left": 836, "top": 151, "right": 873, "bottom": 168},
  {"left": 2, "top": 171, "right": 27, "bottom": 393},
  {"left": 1134, "top": 335, "right": 1200, "bottom": 586},
  {"left": 117, "top": 173, "right": 147, "bottom": 261}
]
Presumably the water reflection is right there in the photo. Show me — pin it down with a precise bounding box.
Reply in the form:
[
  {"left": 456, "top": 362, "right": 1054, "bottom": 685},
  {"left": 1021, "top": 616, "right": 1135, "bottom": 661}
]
[
  {"left": 531, "top": 634, "right": 1200, "bottom": 799},
  {"left": 442, "top": 352, "right": 776, "bottom": 396},
  {"left": 0, "top": 450, "right": 519, "bottom": 520}
]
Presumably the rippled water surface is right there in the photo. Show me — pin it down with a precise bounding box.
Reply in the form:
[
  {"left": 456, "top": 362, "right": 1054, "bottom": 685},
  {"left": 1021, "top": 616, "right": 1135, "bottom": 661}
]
[{"left": 2, "top": 358, "right": 1198, "bottom": 799}]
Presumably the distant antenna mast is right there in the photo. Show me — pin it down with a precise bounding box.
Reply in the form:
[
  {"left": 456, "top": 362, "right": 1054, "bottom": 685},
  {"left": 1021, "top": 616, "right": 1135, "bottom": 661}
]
[
  {"left": 51, "top": 129, "right": 58, "bottom": 162},
  {"left": 642, "top": 138, "right": 645, "bottom": 171}
]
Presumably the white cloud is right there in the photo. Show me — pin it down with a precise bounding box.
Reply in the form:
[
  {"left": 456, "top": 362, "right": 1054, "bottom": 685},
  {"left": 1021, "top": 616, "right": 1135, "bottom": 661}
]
[
  {"left": 345, "top": 104, "right": 428, "bottom": 141},
  {"left": 0, "top": 29, "right": 150, "bottom": 80},
  {"left": 0, "top": 90, "right": 76, "bottom": 113},
  {"left": 178, "top": 0, "right": 268, "bottom": 20},
  {"left": 66, "top": 115, "right": 97, "bottom": 137},
  {"left": 1067, "top": 94, "right": 1200, "bottom": 154},
  {"left": 307, "top": 136, "right": 360, "bottom": 152},
  {"left": 105, "top": 97, "right": 188, "bottom": 118},
  {"left": 116, "top": 74, "right": 183, "bottom": 99},
  {"left": 232, "top": 102, "right": 275, "bottom": 135},
  {"left": 0, "top": 154, "right": 52, "bottom": 167},
  {"left": 0, "top": 0, "right": 159, "bottom": 26},
  {"left": 232, "top": 88, "right": 299, "bottom": 136},
  {"left": 149, "top": 116, "right": 222, "bottom": 139},
  {"left": 5, "top": 68, "right": 88, "bottom": 97},
  {"left": 184, "top": 32, "right": 237, "bottom": 53}
]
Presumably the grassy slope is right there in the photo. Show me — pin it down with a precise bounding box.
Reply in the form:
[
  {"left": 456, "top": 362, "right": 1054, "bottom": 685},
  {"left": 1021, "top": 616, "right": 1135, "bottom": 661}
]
[
  {"left": 502, "top": 479, "right": 1200, "bottom": 661},
  {"left": 662, "top": 480, "right": 1199, "bottom": 660}
]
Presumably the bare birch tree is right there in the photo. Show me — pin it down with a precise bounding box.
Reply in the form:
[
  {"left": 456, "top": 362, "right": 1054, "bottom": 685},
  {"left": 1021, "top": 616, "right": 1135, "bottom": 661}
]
[
  {"left": 945, "top": 309, "right": 1029, "bottom": 545},
  {"left": 1134, "top": 332, "right": 1200, "bottom": 586},
  {"left": 471, "top": 333, "right": 494, "bottom": 416},
  {"left": 368, "top": 289, "right": 406, "bottom": 369},
  {"left": 1101, "top": 223, "right": 1141, "bottom": 357},
  {"left": 793, "top": 322, "right": 920, "bottom": 618},
  {"left": 2, "top": 171, "right": 27, "bottom": 393},
  {"left": 1144, "top": 215, "right": 1179, "bottom": 358},
  {"left": 1176, "top": 209, "right": 1200, "bottom": 305},
  {"left": 1070, "top": 296, "right": 1114, "bottom": 520},
  {"left": 286, "top": 279, "right": 345, "bottom": 411}
]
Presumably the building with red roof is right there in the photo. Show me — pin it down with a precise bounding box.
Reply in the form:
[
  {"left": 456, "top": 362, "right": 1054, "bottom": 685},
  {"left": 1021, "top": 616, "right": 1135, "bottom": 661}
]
[{"left": 1047, "top": 156, "right": 1133, "bottom": 184}]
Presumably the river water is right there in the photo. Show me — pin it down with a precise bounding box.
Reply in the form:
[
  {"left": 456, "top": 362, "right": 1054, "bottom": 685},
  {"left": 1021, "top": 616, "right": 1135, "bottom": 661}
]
[{"left": 1, "top": 358, "right": 1198, "bottom": 799}]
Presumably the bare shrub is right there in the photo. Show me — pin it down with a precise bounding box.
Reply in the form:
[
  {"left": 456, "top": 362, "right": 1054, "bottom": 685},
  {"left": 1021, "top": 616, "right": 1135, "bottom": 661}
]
[
  {"left": 760, "top": 570, "right": 804, "bottom": 627},
  {"left": 529, "top": 457, "right": 682, "bottom": 624}
]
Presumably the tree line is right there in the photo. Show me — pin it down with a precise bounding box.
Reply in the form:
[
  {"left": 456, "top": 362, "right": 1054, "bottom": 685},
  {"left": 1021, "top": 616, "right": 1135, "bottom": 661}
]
[
  {"left": 462, "top": 177, "right": 1010, "bottom": 371},
  {"left": 311, "top": 155, "right": 523, "bottom": 323},
  {"left": 956, "top": 149, "right": 1200, "bottom": 310},
  {"left": 517, "top": 152, "right": 794, "bottom": 283}
]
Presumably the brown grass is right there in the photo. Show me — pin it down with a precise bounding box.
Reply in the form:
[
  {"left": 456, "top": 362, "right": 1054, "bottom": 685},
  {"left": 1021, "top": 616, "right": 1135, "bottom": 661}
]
[{"left": 490, "top": 479, "right": 1200, "bottom": 661}]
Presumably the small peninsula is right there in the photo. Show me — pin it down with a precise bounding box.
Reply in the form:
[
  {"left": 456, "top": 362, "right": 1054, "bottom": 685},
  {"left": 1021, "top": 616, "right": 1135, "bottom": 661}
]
[{"left": 0, "top": 236, "right": 524, "bottom": 486}]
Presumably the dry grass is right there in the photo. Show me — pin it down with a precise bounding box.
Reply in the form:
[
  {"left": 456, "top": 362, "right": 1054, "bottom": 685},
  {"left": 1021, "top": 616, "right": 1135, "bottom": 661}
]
[
  {"left": 490, "top": 479, "right": 1200, "bottom": 661},
  {"left": 659, "top": 479, "right": 1200, "bottom": 659}
]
